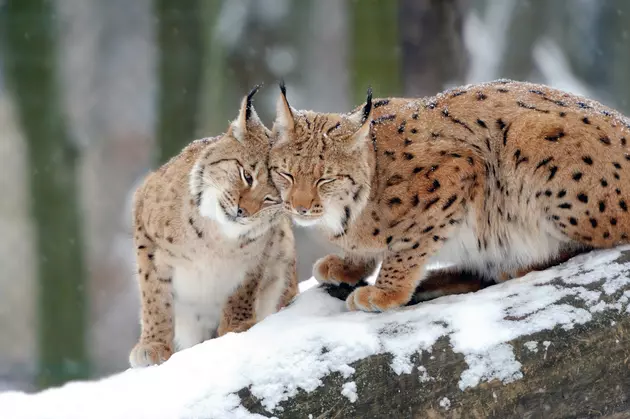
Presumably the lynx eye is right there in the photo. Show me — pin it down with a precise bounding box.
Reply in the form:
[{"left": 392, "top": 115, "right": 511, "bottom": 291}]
[
  {"left": 316, "top": 178, "right": 336, "bottom": 187},
  {"left": 240, "top": 167, "right": 254, "bottom": 186},
  {"left": 276, "top": 171, "right": 294, "bottom": 183},
  {"left": 263, "top": 195, "right": 280, "bottom": 205}
]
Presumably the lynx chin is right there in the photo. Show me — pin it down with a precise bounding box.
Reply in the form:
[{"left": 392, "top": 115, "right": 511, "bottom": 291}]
[
  {"left": 129, "top": 86, "right": 297, "bottom": 367},
  {"left": 269, "top": 80, "right": 630, "bottom": 312}
]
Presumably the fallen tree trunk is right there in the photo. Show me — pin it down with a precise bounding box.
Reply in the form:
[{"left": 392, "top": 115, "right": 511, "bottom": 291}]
[
  {"left": 240, "top": 249, "right": 630, "bottom": 419},
  {"left": 2, "top": 248, "right": 630, "bottom": 419}
]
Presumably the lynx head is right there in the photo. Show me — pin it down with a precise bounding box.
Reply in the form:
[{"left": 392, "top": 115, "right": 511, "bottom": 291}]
[
  {"left": 190, "top": 85, "right": 282, "bottom": 238},
  {"left": 269, "top": 83, "right": 374, "bottom": 235}
]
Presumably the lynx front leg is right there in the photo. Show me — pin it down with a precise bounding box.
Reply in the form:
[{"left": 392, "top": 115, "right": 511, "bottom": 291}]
[
  {"left": 346, "top": 246, "right": 432, "bottom": 312},
  {"left": 217, "top": 274, "right": 258, "bottom": 337},
  {"left": 313, "top": 254, "right": 378, "bottom": 286},
  {"left": 129, "top": 236, "right": 175, "bottom": 368}
]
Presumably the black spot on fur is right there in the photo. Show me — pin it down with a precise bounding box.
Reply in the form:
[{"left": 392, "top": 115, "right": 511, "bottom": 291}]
[
  {"left": 600, "top": 136, "right": 612, "bottom": 145},
  {"left": 557, "top": 189, "right": 567, "bottom": 198},
  {"left": 477, "top": 119, "right": 487, "bottom": 129},
  {"left": 601, "top": 178, "right": 609, "bottom": 187},
  {"left": 372, "top": 228, "right": 380, "bottom": 236},
  {"left": 428, "top": 179, "right": 441, "bottom": 193},
  {"left": 573, "top": 172, "right": 583, "bottom": 181},
  {"left": 620, "top": 200, "right": 628, "bottom": 212},
  {"left": 582, "top": 156, "right": 593, "bottom": 165},
  {"left": 403, "top": 152, "right": 414, "bottom": 160},
  {"left": 577, "top": 193, "right": 588, "bottom": 203},
  {"left": 373, "top": 99, "right": 390, "bottom": 108},
  {"left": 424, "top": 197, "right": 439, "bottom": 211},
  {"left": 388, "top": 197, "right": 402, "bottom": 207},
  {"left": 569, "top": 217, "right": 578, "bottom": 226},
  {"left": 398, "top": 121, "right": 406, "bottom": 133},
  {"left": 558, "top": 203, "right": 572, "bottom": 209},
  {"left": 547, "top": 166, "right": 558, "bottom": 181},
  {"left": 545, "top": 130, "right": 565, "bottom": 142},
  {"left": 421, "top": 226, "right": 434, "bottom": 234},
  {"left": 442, "top": 195, "right": 457, "bottom": 210}
]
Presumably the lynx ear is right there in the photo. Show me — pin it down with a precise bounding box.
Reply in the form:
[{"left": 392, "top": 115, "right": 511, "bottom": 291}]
[
  {"left": 347, "top": 86, "right": 373, "bottom": 148},
  {"left": 228, "top": 83, "right": 263, "bottom": 143},
  {"left": 273, "top": 80, "right": 295, "bottom": 136}
]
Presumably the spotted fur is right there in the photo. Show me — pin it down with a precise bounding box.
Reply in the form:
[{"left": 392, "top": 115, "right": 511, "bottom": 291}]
[
  {"left": 270, "top": 79, "right": 630, "bottom": 312},
  {"left": 129, "top": 87, "right": 297, "bottom": 367}
]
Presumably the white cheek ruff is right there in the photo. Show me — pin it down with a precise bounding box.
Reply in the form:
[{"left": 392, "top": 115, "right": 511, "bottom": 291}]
[
  {"left": 292, "top": 217, "right": 321, "bottom": 228},
  {"left": 198, "top": 189, "right": 251, "bottom": 239},
  {"left": 321, "top": 204, "right": 345, "bottom": 235}
]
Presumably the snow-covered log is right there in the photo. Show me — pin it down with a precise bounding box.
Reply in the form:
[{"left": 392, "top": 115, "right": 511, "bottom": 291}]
[{"left": 2, "top": 247, "right": 630, "bottom": 419}]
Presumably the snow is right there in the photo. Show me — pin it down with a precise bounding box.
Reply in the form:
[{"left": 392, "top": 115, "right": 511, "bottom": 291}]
[
  {"left": 439, "top": 396, "right": 451, "bottom": 410},
  {"left": 2, "top": 246, "right": 630, "bottom": 418},
  {"left": 523, "top": 341, "right": 538, "bottom": 353},
  {"left": 340, "top": 382, "right": 357, "bottom": 403}
]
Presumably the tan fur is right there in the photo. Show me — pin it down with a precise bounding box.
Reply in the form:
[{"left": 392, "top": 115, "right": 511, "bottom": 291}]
[
  {"left": 129, "top": 89, "right": 297, "bottom": 367},
  {"left": 270, "top": 79, "right": 630, "bottom": 312}
]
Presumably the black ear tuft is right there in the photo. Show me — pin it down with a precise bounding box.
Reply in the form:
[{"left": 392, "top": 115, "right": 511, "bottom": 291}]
[
  {"left": 245, "top": 83, "right": 263, "bottom": 121},
  {"left": 278, "top": 79, "right": 287, "bottom": 98},
  {"left": 362, "top": 86, "right": 373, "bottom": 124}
]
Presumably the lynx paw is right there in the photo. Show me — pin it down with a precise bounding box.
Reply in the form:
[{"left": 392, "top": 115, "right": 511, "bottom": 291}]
[
  {"left": 217, "top": 318, "right": 257, "bottom": 337},
  {"left": 346, "top": 285, "right": 410, "bottom": 312},
  {"left": 313, "top": 254, "right": 364, "bottom": 286},
  {"left": 129, "top": 341, "right": 173, "bottom": 368}
]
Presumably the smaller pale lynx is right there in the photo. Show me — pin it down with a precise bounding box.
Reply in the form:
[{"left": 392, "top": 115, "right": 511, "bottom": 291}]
[{"left": 129, "top": 86, "right": 297, "bottom": 368}]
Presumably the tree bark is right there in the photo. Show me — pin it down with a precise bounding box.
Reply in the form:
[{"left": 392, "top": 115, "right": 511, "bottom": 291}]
[
  {"left": 2, "top": 0, "right": 88, "bottom": 388},
  {"left": 155, "top": 0, "right": 205, "bottom": 163},
  {"left": 398, "top": 0, "right": 469, "bottom": 97}
]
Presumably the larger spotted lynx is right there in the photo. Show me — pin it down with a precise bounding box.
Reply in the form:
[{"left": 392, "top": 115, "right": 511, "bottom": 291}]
[
  {"left": 269, "top": 80, "right": 630, "bottom": 312},
  {"left": 129, "top": 86, "right": 297, "bottom": 367}
]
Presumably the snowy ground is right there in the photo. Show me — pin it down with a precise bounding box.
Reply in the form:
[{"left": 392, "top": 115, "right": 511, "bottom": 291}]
[{"left": 2, "top": 246, "right": 630, "bottom": 419}]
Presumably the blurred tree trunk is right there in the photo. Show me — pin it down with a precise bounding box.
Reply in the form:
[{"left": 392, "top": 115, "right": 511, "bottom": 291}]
[
  {"left": 350, "top": 0, "right": 402, "bottom": 103},
  {"left": 398, "top": 0, "right": 469, "bottom": 97},
  {"left": 155, "top": 0, "right": 205, "bottom": 163},
  {"left": 498, "top": 0, "right": 546, "bottom": 80},
  {"left": 198, "top": 0, "right": 246, "bottom": 135},
  {"left": 608, "top": 0, "right": 630, "bottom": 115},
  {"left": 2, "top": 0, "right": 88, "bottom": 388}
]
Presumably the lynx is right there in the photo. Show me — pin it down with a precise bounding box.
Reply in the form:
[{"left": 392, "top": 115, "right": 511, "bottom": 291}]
[
  {"left": 269, "top": 80, "right": 630, "bottom": 312},
  {"left": 129, "top": 86, "right": 297, "bottom": 367}
]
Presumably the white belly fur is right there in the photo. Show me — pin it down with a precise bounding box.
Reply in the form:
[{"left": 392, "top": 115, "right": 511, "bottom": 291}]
[
  {"left": 172, "top": 259, "right": 248, "bottom": 350},
  {"left": 430, "top": 211, "right": 572, "bottom": 280}
]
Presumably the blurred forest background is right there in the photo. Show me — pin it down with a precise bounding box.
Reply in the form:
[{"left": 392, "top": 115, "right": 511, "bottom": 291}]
[{"left": 1, "top": 0, "right": 629, "bottom": 392}]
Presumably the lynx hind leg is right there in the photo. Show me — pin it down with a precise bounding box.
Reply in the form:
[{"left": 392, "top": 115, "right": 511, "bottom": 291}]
[
  {"left": 217, "top": 274, "right": 258, "bottom": 337},
  {"left": 313, "top": 254, "right": 377, "bottom": 286},
  {"left": 408, "top": 268, "right": 488, "bottom": 304},
  {"left": 129, "top": 231, "right": 175, "bottom": 368}
]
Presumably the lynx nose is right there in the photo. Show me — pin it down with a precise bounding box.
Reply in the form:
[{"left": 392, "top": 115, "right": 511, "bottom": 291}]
[{"left": 295, "top": 205, "right": 310, "bottom": 215}]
